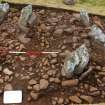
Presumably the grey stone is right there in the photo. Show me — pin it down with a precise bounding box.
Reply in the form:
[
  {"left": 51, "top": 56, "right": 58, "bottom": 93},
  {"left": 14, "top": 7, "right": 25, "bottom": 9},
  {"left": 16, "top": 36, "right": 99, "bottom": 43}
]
[
  {"left": 80, "top": 10, "right": 89, "bottom": 26},
  {"left": 89, "top": 25, "right": 105, "bottom": 45},
  {"left": 0, "top": 3, "right": 9, "bottom": 24},
  {"left": 63, "top": 0, "right": 76, "bottom": 5},
  {"left": 18, "top": 5, "right": 36, "bottom": 33},
  {"left": 62, "top": 44, "right": 89, "bottom": 78},
  {"left": 89, "top": 25, "right": 105, "bottom": 65},
  {"left": 28, "top": 13, "right": 37, "bottom": 26}
]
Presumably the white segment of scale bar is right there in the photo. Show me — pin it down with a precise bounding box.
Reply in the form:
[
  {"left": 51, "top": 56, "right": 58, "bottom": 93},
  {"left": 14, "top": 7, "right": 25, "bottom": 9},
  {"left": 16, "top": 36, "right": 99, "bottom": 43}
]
[
  {"left": 9, "top": 51, "right": 27, "bottom": 54},
  {"left": 42, "top": 52, "right": 59, "bottom": 54}
]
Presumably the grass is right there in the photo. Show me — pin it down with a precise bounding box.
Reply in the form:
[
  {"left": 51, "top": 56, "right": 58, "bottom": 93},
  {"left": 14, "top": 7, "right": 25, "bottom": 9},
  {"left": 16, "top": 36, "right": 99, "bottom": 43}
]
[
  {"left": 3, "top": 0, "right": 105, "bottom": 16},
  {"left": 79, "top": 0, "right": 105, "bottom": 6},
  {"left": 4, "top": 0, "right": 105, "bottom": 6}
]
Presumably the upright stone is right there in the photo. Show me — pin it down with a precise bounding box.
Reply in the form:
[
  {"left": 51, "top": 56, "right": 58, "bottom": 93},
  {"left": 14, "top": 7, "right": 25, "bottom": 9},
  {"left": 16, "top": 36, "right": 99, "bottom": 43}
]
[
  {"left": 18, "top": 5, "right": 36, "bottom": 33},
  {"left": 62, "top": 44, "right": 89, "bottom": 78},
  {"left": 80, "top": 9, "right": 89, "bottom": 26},
  {"left": 0, "top": 3, "right": 9, "bottom": 24},
  {"left": 89, "top": 25, "right": 105, "bottom": 44},
  {"left": 89, "top": 25, "right": 105, "bottom": 65}
]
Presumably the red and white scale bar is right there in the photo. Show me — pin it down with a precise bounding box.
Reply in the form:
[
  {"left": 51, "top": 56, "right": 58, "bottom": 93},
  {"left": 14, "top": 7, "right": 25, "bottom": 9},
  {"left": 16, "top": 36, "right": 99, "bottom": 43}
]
[{"left": 9, "top": 51, "right": 59, "bottom": 54}]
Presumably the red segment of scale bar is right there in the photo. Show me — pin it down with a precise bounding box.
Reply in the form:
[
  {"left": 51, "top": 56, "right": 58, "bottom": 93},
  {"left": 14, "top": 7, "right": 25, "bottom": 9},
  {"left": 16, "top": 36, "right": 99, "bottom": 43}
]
[{"left": 26, "top": 51, "right": 45, "bottom": 56}]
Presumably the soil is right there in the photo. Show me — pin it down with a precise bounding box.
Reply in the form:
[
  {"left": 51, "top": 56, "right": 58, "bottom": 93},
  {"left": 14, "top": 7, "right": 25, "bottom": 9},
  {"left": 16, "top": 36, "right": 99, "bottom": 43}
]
[{"left": 0, "top": 6, "right": 105, "bottom": 105}]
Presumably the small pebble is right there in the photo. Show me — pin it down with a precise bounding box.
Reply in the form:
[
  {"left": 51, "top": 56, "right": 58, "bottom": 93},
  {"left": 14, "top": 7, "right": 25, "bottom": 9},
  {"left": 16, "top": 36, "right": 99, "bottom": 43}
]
[
  {"left": 69, "top": 95, "right": 82, "bottom": 104},
  {"left": 80, "top": 95, "right": 93, "bottom": 104},
  {"left": 3, "top": 68, "right": 13, "bottom": 76},
  {"left": 62, "top": 79, "right": 79, "bottom": 87},
  {"left": 29, "top": 79, "right": 37, "bottom": 85},
  {"left": 39, "top": 79, "right": 49, "bottom": 90},
  {"left": 30, "top": 92, "right": 39, "bottom": 100}
]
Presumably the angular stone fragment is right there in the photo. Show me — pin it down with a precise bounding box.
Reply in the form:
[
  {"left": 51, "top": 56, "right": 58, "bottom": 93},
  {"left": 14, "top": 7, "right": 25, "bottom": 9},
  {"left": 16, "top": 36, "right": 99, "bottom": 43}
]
[
  {"left": 0, "top": 3, "right": 9, "bottom": 24},
  {"left": 80, "top": 10, "right": 89, "bottom": 26},
  {"left": 89, "top": 25, "right": 105, "bottom": 65},
  {"left": 69, "top": 96, "right": 82, "bottom": 104},
  {"left": 17, "top": 34, "right": 31, "bottom": 43},
  {"left": 30, "top": 92, "right": 39, "bottom": 100},
  {"left": 4, "top": 84, "right": 13, "bottom": 91},
  {"left": 62, "top": 44, "right": 89, "bottom": 78},
  {"left": 29, "top": 79, "right": 37, "bottom": 85},
  {"left": 39, "top": 79, "right": 49, "bottom": 90},
  {"left": 18, "top": 5, "right": 36, "bottom": 33},
  {"left": 80, "top": 95, "right": 93, "bottom": 104}
]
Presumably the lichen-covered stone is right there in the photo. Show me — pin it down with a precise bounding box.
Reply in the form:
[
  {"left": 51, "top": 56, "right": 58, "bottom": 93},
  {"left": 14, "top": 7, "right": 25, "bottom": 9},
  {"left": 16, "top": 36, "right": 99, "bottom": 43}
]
[
  {"left": 18, "top": 5, "right": 36, "bottom": 33},
  {"left": 89, "top": 25, "right": 105, "bottom": 45},
  {"left": 80, "top": 10, "right": 89, "bottom": 26},
  {"left": 89, "top": 25, "right": 105, "bottom": 65},
  {"left": 62, "top": 44, "right": 89, "bottom": 78},
  {"left": 0, "top": 3, "right": 9, "bottom": 24}
]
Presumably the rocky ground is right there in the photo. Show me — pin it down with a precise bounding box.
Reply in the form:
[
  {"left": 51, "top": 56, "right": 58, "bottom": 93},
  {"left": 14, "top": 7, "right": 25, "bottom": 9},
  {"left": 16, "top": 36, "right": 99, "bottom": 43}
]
[{"left": 0, "top": 7, "right": 105, "bottom": 105}]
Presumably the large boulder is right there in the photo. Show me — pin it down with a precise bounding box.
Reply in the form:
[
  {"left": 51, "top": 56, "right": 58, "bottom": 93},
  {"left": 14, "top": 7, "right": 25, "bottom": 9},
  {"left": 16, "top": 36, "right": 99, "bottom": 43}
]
[
  {"left": 62, "top": 44, "right": 89, "bottom": 78},
  {"left": 0, "top": 3, "right": 9, "bottom": 24}
]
